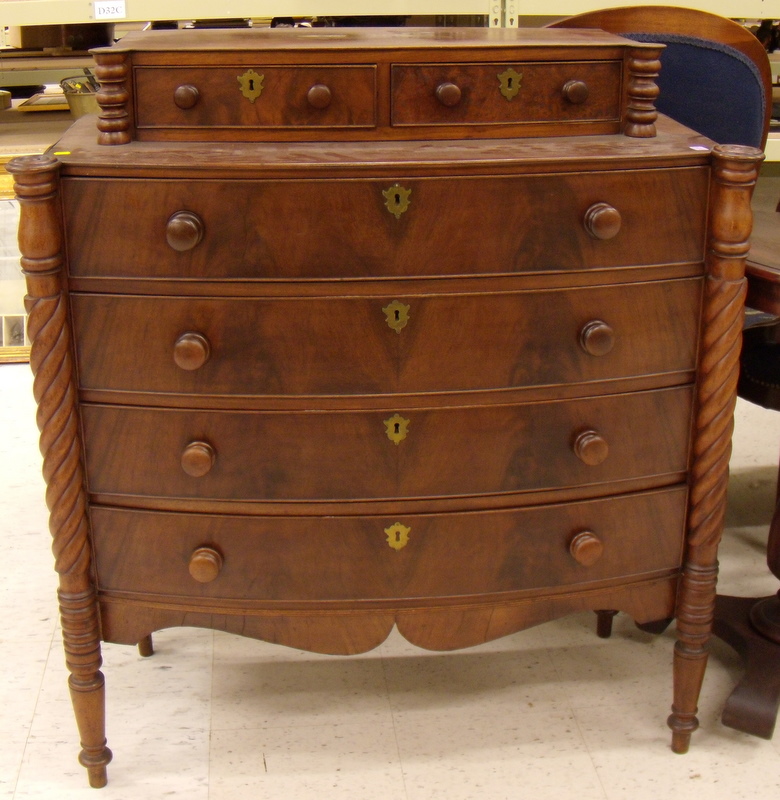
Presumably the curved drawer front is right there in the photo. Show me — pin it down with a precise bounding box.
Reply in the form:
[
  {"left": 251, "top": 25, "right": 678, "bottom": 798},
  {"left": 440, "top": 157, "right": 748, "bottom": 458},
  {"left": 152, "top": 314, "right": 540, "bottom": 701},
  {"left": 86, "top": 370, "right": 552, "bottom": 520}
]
[
  {"left": 71, "top": 280, "right": 702, "bottom": 397},
  {"left": 80, "top": 387, "right": 693, "bottom": 502},
  {"left": 62, "top": 168, "right": 707, "bottom": 279},
  {"left": 391, "top": 61, "right": 621, "bottom": 126},
  {"left": 135, "top": 66, "right": 377, "bottom": 130},
  {"left": 90, "top": 487, "right": 686, "bottom": 602}
]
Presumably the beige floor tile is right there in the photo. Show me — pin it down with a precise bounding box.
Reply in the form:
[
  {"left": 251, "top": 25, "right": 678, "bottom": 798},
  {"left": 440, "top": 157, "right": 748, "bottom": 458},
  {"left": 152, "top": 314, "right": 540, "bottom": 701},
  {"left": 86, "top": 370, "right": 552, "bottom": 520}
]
[
  {"left": 14, "top": 727, "right": 210, "bottom": 800},
  {"left": 29, "top": 628, "right": 214, "bottom": 740},
  {"left": 211, "top": 632, "right": 393, "bottom": 730},
  {"left": 382, "top": 637, "right": 566, "bottom": 720},
  {"left": 0, "top": 638, "right": 50, "bottom": 750},
  {"left": 573, "top": 698, "right": 780, "bottom": 800},
  {"left": 209, "top": 723, "right": 407, "bottom": 800},
  {"left": 0, "top": 735, "right": 27, "bottom": 800},
  {"left": 394, "top": 709, "right": 607, "bottom": 800}
]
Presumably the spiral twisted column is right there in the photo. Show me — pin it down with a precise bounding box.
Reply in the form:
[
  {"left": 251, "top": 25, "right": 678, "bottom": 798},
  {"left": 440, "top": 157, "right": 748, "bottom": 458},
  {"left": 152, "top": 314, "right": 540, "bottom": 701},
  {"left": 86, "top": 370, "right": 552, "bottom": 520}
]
[
  {"left": 668, "top": 144, "right": 765, "bottom": 754},
  {"left": 7, "top": 155, "right": 112, "bottom": 787}
]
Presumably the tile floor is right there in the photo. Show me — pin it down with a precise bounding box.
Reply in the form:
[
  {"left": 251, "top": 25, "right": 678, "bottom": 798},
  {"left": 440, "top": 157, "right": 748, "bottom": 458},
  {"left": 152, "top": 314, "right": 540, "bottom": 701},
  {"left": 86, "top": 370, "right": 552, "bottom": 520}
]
[{"left": 1, "top": 361, "right": 780, "bottom": 799}]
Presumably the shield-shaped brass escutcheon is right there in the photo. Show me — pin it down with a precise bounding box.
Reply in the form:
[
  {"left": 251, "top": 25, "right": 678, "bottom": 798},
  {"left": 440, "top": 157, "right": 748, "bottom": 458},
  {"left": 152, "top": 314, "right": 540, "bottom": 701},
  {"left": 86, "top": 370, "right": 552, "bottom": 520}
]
[
  {"left": 383, "top": 184, "right": 411, "bottom": 218},
  {"left": 383, "top": 300, "right": 410, "bottom": 333},
  {"left": 498, "top": 67, "right": 523, "bottom": 101},
  {"left": 384, "top": 413, "right": 410, "bottom": 444},
  {"left": 385, "top": 522, "right": 411, "bottom": 551},
  {"left": 238, "top": 69, "right": 265, "bottom": 103}
]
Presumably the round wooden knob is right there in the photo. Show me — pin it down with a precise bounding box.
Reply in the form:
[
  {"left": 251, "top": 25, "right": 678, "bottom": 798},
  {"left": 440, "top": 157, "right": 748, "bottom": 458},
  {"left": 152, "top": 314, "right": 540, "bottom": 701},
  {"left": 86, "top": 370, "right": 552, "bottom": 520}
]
[
  {"left": 173, "top": 84, "right": 200, "bottom": 109},
  {"left": 166, "top": 211, "right": 204, "bottom": 252},
  {"left": 189, "top": 546, "right": 223, "bottom": 583},
  {"left": 173, "top": 332, "right": 210, "bottom": 371},
  {"left": 579, "top": 320, "right": 615, "bottom": 357},
  {"left": 584, "top": 203, "right": 622, "bottom": 240},
  {"left": 307, "top": 84, "right": 332, "bottom": 109},
  {"left": 435, "top": 82, "right": 462, "bottom": 107},
  {"left": 569, "top": 531, "right": 604, "bottom": 566},
  {"left": 573, "top": 430, "right": 609, "bottom": 466},
  {"left": 562, "top": 79, "right": 589, "bottom": 104},
  {"left": 181, "top": 441, "right": 215, "bottom": 477}
]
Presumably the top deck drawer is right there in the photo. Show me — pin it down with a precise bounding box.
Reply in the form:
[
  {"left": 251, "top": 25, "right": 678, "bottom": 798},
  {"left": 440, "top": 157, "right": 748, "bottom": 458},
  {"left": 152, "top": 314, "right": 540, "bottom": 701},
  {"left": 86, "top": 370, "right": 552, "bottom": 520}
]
[
  {"left": 134, "top": 65, "right": 377, "bottom": 131},
  {"left": 390, "top": 61, "right": 621, "bottom": 127}
]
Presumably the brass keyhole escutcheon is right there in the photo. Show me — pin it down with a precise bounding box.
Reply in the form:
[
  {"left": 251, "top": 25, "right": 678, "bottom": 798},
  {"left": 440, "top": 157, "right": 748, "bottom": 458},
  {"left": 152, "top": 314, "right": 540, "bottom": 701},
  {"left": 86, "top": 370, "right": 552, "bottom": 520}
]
[
  {"left": 238, "top": 69, "right": 264, "bottom": 103},
  {"left": 498, "top": 67, "right": 523, "bottom": 101},
  {"left": 383, "top": 300, "right": 410, "bottom": 333},
  {"left": 384, "top": 413, "right": 410, "bottom": 445},
  {"left": 385, "top": 522, "right": 411, "bottom": 551},
  {"left": 383, "top": 184, "right": 411, "bottom": 219}
]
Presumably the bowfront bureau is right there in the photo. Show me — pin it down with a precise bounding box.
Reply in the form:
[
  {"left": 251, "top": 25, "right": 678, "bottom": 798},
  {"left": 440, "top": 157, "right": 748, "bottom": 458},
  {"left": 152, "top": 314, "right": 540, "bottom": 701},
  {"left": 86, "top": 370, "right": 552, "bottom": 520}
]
[{"left": 9, "top": 27, "right": 764, "bottom": 787}]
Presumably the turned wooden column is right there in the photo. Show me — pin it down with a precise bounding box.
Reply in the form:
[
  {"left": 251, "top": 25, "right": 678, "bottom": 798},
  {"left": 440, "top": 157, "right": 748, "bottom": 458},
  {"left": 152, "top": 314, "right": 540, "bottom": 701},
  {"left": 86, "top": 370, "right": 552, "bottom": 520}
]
[
  {"left": 7, "top": 155, "right": 113, "bottom": 787},
  {"left": 623, "top": 44, "right": 662, "bottom": 138},
  {"left": 668, "top": 143, "right": 765, "bottom": 754},
  {"left": 93, "top": 49, "right": 132, "bottom": 146}
]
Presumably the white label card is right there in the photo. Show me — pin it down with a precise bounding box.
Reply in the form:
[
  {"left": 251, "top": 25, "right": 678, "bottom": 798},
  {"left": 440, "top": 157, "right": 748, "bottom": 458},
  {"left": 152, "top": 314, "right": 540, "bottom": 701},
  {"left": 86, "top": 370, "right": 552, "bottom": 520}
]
[{"left": 94, "top": 0, "right": 127, "bottom": 20}]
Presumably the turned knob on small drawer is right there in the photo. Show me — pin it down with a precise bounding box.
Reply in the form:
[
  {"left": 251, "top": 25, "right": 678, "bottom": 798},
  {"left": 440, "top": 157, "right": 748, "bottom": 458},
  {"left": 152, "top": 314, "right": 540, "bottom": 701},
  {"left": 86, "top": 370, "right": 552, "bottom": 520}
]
[
  {"left": 574, "top": 430, "right": 609, "bottom": 466},
  {"left": 173, "top": 84, "right": 200, "bottom": 109},
  {"left": 173, "top": 332, "right": 210, "bottom": 371},
  {"left": 189, "top": 547, "right": 223, "bottom": 583},
  {"left": 166, "top": 211, "right": 204, "bottom": 252},
  {"left": 579, "top": 320, "right": 615, "bottom": 356},
  {"left": 435, "top": 82, "right": 462, "bottom": 107},
  {"left": 583, "top": 203, "right": 622, "bottom": 240},
  {"left": 569, "top": 531, "right": 604, "bottom": 566},
  {"left": 562, "top": 80, "right": 589, "bottom": 104},
  {"left": 181, "top": 441, "right": 215, "bottom": 477},
  {"left": 307, "top": 84, "right": 332, "bottom": 109}
]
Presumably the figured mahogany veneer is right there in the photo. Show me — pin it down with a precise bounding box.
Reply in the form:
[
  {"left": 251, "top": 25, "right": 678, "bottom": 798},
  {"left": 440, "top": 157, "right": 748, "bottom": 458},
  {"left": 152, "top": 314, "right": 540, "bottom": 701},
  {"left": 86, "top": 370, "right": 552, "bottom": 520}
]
[
  {"left": 91, "top": 27, "right": 662, "bottom": 144},
  {"left": 8, "top": 27, "right": 765, "bottom": 787},
  {"left": 61, "top": 169, "right": 708, "bottom": 279},
  {"left": 79, "top": 387, "right": 693, "bottom": 502},
  {"left": 70, "top": 279, "right": 702, "bottom": 398},
  {"left": 90, "top": 489, "right": 687, "bottom": 603}
]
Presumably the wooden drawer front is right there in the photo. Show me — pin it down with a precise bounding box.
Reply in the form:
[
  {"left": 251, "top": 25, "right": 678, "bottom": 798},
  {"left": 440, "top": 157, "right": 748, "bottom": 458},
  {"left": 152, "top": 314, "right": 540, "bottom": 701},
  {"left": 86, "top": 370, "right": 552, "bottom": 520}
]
[
  {"left": 80, "top": 387, "right": 692, "bottom": 502},
  {"left": 90, "top": 488, "right": 686, "bottom": 602},
  {"left": 134, "top": 66, "right": 377, "bottom": 130},
  {"left": 391, "top": 61, "right": 621, "bottom": 127},
  {"left": 62, "top": 168, "right": 707, "bottom": 279},
  {"left": 71, "top": 280, "right": 701, "bottom": 397}
]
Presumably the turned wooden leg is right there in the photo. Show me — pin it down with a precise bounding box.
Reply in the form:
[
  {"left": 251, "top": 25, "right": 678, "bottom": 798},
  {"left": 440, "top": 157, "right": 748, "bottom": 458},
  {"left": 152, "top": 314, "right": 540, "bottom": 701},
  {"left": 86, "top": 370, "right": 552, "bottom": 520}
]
[
  {"left": 138, "top": 634, "right": 155, "bottom": 657},
  {"left": 668, "top": 562, "right": 718, "bottom": 753},
  {"left": 595, "top": 609, "right": 618, "bottom": 638},
  {"left": 668, "top": 144, "right": 765, "bottom": 753},
  {"left": 60, "top": 588, "right": 112, "bottom": 787},
  {"left": 9, "top": 155, "right": 112, "bottom": 786},
  {"left": 636, "top": 618, "right": 673, "bottom": 635}
]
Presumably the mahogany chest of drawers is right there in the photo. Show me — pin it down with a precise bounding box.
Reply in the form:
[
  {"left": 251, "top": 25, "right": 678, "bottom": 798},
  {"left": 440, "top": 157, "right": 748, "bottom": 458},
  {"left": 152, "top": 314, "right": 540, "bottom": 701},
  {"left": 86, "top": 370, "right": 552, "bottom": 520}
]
[{"left": 9, "top": 27, "right": 763, "bottom": 787}]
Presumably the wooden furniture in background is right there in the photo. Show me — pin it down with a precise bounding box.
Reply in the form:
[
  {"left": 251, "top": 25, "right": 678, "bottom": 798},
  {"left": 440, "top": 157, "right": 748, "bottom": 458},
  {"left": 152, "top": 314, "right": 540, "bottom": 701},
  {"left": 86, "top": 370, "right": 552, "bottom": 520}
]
[
  {"left": 9, "top": 27, "right": 764, "bottom": 787},
  {"left": 714, "top": 201, "right": 780, "bottom": 740}
]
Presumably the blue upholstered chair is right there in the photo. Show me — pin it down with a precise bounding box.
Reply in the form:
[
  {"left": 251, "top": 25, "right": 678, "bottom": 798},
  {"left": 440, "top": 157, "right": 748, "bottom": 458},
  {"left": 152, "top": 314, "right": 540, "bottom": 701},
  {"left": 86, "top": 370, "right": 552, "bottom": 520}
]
[
  {"left": 548, "top": 6, "right": 772, "bottom": 149},
  {"left": 622, "top": 32, "right": 767, "bottom": 147}
]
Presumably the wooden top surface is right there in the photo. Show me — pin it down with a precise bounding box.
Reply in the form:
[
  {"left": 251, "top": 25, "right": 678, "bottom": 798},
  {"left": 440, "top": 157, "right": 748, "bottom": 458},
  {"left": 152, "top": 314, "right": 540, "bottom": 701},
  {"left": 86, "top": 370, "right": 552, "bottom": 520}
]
[
  {"left": 42, "top": 114, "right": 714, "bottom": 178},
  {"left": 96, "top": 26, "right": 641, "bottom": 55}
]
